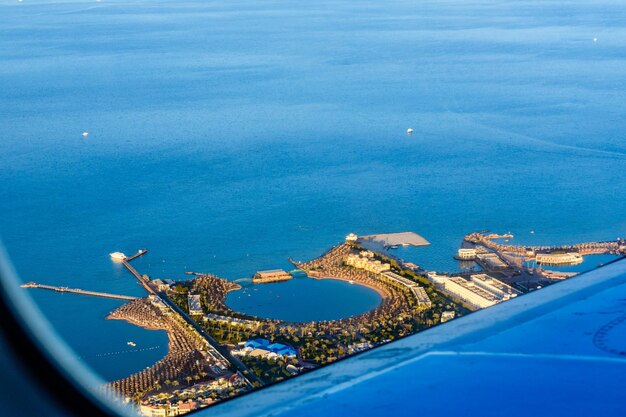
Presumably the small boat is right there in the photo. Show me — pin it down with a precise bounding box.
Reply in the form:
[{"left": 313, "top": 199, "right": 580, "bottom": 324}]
[
  {"left": 349, "top": 280, "right": 354, "bottom": 284},
  {"left": 530, "top": 230, "right": 535, "bottom": 234},
  {"left": 82, "top": 131, "right": 89, "bottom": 137},
  {"left": 127, "top": 342, "right": 136, "bottom": 347},
  {"left": 407, "top": 128, "right": 414, "bottom": 134}
]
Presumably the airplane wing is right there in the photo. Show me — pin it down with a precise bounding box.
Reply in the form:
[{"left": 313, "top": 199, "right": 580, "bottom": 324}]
[{"left": 210, "top": 258, "right": 626, "bottom": 417}]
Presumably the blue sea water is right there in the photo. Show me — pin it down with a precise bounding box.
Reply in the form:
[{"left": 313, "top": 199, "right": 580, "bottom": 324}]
[
  {"left": 1, "top": 0, "right": 626, "bottom": 382},
  {"left": 227, "top": 276, "right": 382, "bottom": 322}
]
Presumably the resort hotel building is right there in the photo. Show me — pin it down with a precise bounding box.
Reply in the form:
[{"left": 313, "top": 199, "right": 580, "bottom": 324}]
[
  {"left": 381, "top": 271, "right": 432, "bottom": 308},
  {"left": 469, "top": 274, "right": 520, "bottom": 300},
  {"left": 345, "top": 251, "right": 391, "bottom": 274},
  {"left": 428, "top": 273, "right": 517, "bottom": 310}
]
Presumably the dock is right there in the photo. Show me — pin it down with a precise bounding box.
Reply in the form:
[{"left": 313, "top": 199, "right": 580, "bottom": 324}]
[
  {"left": 21, "top": 282, "right": 138, "bottom": 301},
  {"left": 465, "top": 232, "right": 626, "bottom": 258},
  {"left": 357, "top": 232, "right": 431, "bottom": 250}
]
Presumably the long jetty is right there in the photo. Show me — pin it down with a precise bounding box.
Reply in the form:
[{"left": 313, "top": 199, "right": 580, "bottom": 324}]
[
  {"left": 120, "top": 249, "right": 155, "bottom": 295},
  {"left": 21, "top": 282, "right": 138, "bottom": 301}
]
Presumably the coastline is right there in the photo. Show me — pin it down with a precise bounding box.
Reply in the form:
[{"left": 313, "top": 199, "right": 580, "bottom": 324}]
[
  {"left": 302, "top": 272, "right": 390, "bottom": 300},
  {"left": 104, "top": 298, "right": 222, "bottom": 400}
]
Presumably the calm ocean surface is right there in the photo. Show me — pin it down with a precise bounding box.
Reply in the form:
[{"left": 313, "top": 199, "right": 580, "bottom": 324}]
[{"left": 1, "top": 0, "right": 626, "bottom": 381}]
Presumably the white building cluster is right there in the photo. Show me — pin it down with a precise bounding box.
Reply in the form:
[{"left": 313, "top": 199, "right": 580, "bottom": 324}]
[
  {"left": 382, "top": 271, "right": 432, "bottom": 308},
  {"left": 469, "top": 274, "right": 520, "bottom": 300},
  {"left": 345, "top": 251, "right": 391, "bottom": 274},
  {"left": 428, "top": 273, "right": 518, "bottom": 310}
]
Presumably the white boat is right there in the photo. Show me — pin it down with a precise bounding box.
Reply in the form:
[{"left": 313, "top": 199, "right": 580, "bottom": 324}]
[
  {"left": 407, "top": 128, "right": 414, "bottom": 134},
  {"left": 110, "top": 252, "right": 127, "bottom": 261},
  {"left": 127, "top": 341, "right": 136, "bottom": 347},
  {"left": 82, "top": 131, "right": 89, "bottom": 137}
]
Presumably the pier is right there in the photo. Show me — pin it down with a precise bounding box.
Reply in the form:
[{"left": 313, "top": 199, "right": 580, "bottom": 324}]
[
  {"left": 120, "top": 249, "right": 155, "bottom": 295},
  {"left": 20, "top": 282, "right": 138, "bottom": 301},
  {"left": 119, "top": 250, "right": 262, "bottom": 387},
  {"left": 465, "top": 232, "right": 626, "bottom": 258}
]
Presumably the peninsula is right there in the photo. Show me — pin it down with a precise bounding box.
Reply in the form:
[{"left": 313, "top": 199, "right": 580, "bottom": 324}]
[{"left": 23, "top": 230, "right": 626, "bottom": 416}]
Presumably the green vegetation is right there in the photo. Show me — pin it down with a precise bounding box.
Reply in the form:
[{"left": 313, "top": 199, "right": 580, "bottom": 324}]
[
  {"left": 167, "top": 243, "right": 469, "bottom": 368},
  {"left": 240, "top": 356, "right": 299, "bottom": 384}
]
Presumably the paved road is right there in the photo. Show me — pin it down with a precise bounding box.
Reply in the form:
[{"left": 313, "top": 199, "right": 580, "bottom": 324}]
[{"left": 157, "top": 291, "right": 265, "bottom": 387}]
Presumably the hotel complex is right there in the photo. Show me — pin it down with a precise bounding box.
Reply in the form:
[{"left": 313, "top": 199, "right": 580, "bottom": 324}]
[
  {"left": 469, "top": 274, "right": 520, "bottom": 300},
  {"left": 345, "top": 251, "right": 391, "bottom": 274},
  {"left": 381, "top": 271, "right": 432, "bottom": 308},
  {"left": 428, "top": 273, "right": 518, "bottom": 310}
]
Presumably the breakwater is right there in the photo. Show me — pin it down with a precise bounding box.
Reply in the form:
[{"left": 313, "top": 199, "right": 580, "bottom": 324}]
[{"left": 465, "top": 232, "right": 626, "bottom": 258}]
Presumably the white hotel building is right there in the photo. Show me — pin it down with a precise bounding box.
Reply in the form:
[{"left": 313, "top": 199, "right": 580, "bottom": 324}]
[
  {"left": 428, "top": 273, "right": 516, "bottom": 310},
  {"left": 382, "top": 271, "right": 432, "bottom": 308},
  {"left": 470, "top": 274, "right": 520, "bottom": 300}
]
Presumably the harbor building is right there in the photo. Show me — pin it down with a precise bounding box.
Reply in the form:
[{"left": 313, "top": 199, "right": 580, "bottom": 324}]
[
  {"left": 457, "top": 248, "right": 477, "bottom": 260},
  {"left": 535, "top": 252, "right": 583, "bottom": 265},
  {"left": 252, "top": 269, "right": 293, "bottom": 284},
  {"left": 470, "top": 274, "right": 520, "bottom": 300},
  {"left": 187, "top": 294, "right": 203, "bottom": 315}
]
